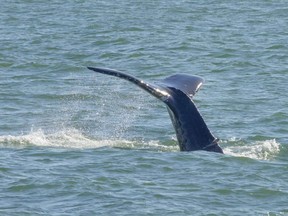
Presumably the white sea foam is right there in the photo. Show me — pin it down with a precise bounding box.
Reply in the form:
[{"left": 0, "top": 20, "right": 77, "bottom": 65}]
[
  {"left": 1, "top": 130, "right": 280, "bottom": 159},
  {"left": 0, "top": 128, "right": 176, "bottom": 151},
  {"left": 223, "top": 139, "right": 280, "bottom": 160},
  {"left": 0, "top": 128, "right": 132, "bottom": 149}
]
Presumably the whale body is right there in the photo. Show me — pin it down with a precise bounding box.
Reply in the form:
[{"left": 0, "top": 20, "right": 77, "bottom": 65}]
[{"left": 87, "top": 67, "right": 223, "bottom": 154}]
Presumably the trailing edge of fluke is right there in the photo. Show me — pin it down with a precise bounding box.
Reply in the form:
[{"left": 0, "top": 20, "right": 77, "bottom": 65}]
[{"left": 87, "top": 66, "right": 223, "bottom": 154}]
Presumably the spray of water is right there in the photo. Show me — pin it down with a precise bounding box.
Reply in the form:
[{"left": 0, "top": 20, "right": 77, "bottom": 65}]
[
  {"left": 0, "top": 128, "right": 280, "bottom": 160},
  {"left": 0, "top": 128, "right": 177, "bottom": 152},
  {"left": 222, "top": 138, "right": 280, "bottom": 160}
]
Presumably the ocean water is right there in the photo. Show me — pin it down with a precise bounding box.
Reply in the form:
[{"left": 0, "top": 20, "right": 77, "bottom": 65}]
[{"left": 1, "top": 0, "right": 288, "bottom": 215}]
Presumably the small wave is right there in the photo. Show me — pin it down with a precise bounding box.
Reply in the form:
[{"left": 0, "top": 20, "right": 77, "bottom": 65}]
[
  {"left": 114, "top": 140, "right": 178, "bottom": 152},
  {"left": 223, "top": 138, "right": 280, "bottom": 160}
]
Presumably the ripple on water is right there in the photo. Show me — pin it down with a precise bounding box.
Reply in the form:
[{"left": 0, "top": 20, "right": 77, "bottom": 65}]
[{"left": 1, "top": 0, "right": 288, "bottom": 215}]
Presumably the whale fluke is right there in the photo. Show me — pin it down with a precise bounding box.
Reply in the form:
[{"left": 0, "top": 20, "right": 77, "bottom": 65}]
[{"left": 87, "top": 66, "right": 223, "bottom": 154}]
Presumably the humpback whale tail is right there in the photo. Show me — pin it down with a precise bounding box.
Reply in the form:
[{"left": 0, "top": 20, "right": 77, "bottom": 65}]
[{"left": 87, "top": 67, "right": 223, "bottom": 154}]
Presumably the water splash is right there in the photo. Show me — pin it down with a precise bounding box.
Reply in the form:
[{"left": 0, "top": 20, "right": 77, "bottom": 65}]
[
  {"left": 0, "top": 128, "right": 121, "bottom": 149},
  {"left": 223, "top": 138, "right": 280, "bottom": 160},
  {"left": 1, "top": 129, "right": 280, "bottom": 159},
  {"left": 0, "top": 128, "right": 177, "bottom": 152}
]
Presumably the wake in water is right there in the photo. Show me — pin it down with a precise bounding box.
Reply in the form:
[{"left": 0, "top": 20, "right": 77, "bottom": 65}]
[
  {"left": 0, "top": 128, "right": 125, "bottom": 149},
  {"left": 0, "top": 128, "right": 282, "bottom": 160},
  {"left": 222, "top": 138, "right": 281, "bottom": 160},
  {"left": 0, "top": 128, "right": 176, "bottom": 152}
]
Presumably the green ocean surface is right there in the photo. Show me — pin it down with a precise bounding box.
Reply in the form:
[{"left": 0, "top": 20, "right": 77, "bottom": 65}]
[{"left": 1, "top": 1, "right": 287, "bottom": 215}]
